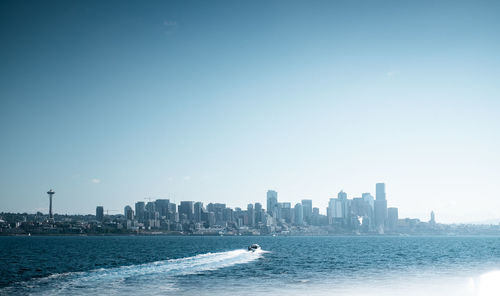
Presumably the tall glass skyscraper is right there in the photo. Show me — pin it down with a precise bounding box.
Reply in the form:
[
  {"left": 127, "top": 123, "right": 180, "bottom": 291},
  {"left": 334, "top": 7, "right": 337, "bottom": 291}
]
[
  {"left": 374, "top": 183, "right": 387, "bottom": 232},
  {"left": 376, "top": 183, "right": 386, "bottom": 200},
  {"left": 267, "top": 190, "right": 278, "bottom": 216},
  {"left": 301, "top": 199, "right": 313, "bottom": 223}
]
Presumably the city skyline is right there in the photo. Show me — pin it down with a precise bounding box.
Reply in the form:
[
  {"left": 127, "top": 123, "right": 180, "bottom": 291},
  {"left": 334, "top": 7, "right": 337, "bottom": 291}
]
[
  {"left": 2, "top": 1, "right": 500, "bottom": 223},
  {"left": 5, "top": 181, "right": 454, "bottom": 236},
  {"left": 0, "top": 180, "right": 496, "bottom": 224},
  {"left": 14, "top": 182, "right": 428, "bottom": 225}
]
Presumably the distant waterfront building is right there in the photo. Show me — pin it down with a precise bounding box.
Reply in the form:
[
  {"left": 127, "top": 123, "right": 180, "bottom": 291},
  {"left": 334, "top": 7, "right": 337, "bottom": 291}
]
[
  {"left": 374, "top": 200, "right": 387, "bottom": 231},
  {"left": 312, "top": 207, "right": 320, "bottom": 225},
  {"left": 327, "top": 198, "right": 343, "bottom": 224},
  {"left": 168, "top": 203, "right": 177, "bottom": 220},
  {"left": 267, "top": 190, "right": 278, "bottom": 216},
  {"left": 145, "top": 202, "right": 160, "bottom": 228},
  {"left": 145, "top": 202, "right": 156, "bottom": 214},
  {"left": 207, "top": 203, "right": 226, "bottom": 224},
  {"left": 376, "top": 183, "right": 386, "bottom": 200},
  {"left": 247, "top": 204, "right": 255, "bottom": 227},
  {"left": 155, "top": 199, "right": 170, "bottom": 217},
  {"left": 294, "top": 203, "right": 304, "bottom": 225},
  {"left": 255, "top": 202, "right": 263, "bottom": 223},
  {"left": 301, "top": 199, "right": 313, "bottom": 223},
  {"left": 194, "top": 202, "right": 204, "bottom": 223},
  {"left": 179, "top": 201, "right": 194, "bottom": 221},
  {"left": 223, "top": 207, "right": 234, "bottom": 223},
  {"left": 135, "top": 201, "right": 145, "bottom": 223},
  {"left": 430, "top": 211, "right": 436, "bottom": 226},
  {"left": 280, "top": 202, "right": 292, "bottom": 223},
  {"left": 361, "top": 193, "right": 374, "bottom": 210},
  {"left": 96, "top": 206, "right": 104, "bottom": 222},
  {"left": 374, "top": 183, "right": 387, "bottom": 232},
  {"left": 337, "top": 191, "right": 351, "bottom": 224},
  {"left": 124, "top": 205, "right": 133, "bottom": 220},
  {"left": 387, "top": 207, "right": 398, "bottom": 231}
]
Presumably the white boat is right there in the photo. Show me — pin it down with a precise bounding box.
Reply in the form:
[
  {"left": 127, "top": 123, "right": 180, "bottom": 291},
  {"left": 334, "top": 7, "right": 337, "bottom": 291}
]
[{"left": 247, "top": 244, "right": 261, "bottom": 252}]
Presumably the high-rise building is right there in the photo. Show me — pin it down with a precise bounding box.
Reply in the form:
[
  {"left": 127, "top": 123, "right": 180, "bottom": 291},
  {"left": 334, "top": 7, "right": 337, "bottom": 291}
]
[
  {"left": 387, "top": 207, "right": 398, "bottom": 231},
  {"left": 376, "top": 183, "right": 386, "bottom": 200},
  {"left": 267, "top": 190, "right": 278, "bottom": 216},
  {"left": 255, "top": 202, "right": 262, "bottom": 212},
  {"left": 96, "top": 206, "right": 104, "bottom": 222},
  {"left": 145, "top": 202, "right": 159, "bottom": 228},
  {"left": 430, "top": 211, "right": 436, "bottom": 226},
  {"left": 222, "top": 207, "right": 234, "bottom": 223},
  {"left": 362, "top": 193, "right": 374, "bottom": 210},
  {"left": 168, "top": 203, "right": 177, "bottom": 221},
  {"left": 145, "top": 202, "right": 156, "bottom": 213},
  {"left": 179, "top": 201, "right": 194, "bottom": 221},
  {"left": 334, "top": 191, "right": 351, "bottom": 225},
  {"left": 294, "top": 203, "right": 304, "bottom": 225},
  {"left": 247, "top": 204, "right": 255, "bottom": 227},
  {"left": 124, "top": 205, "right": 134, "bottom": 220},
  {"left": 374, "top": 199, "right": 387, "bottom": 232},
  {"left": 255, "top": 202, "right": 263, "bottom": 224},
  {"left": 155, "top": 199, "right": 170, "bottom": 217},
  {"left": 194, "top": 202, "right": 204, "bottom": 222},
  {"left": 135, "top": 201, "right": 145, "bottom": 222},
  {"left": 327, "top": 198, "right": 343, "bottom": 224},
  {"left": 374, "top": 183, "right": 388, "bottom": 232},
  {"left": 207, "top": 203, "right": 226, "bottom": 224},
  {"left": 280, "top": 202, "right": 292, "bottom": 223},
  {"left": 301, "top": 199, "right": 313, "bottom": 223}
]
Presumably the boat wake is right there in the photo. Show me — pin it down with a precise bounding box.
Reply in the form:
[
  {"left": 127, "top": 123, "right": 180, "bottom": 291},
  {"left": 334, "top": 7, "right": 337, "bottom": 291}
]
[{"left": 1, "top": 249, "right": 266, "bottom": 295}]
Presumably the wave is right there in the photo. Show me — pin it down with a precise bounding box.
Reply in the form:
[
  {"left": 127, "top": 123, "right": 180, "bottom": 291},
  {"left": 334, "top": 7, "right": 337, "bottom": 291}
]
[{"left": 2, "top": 248, "right": 266, "bottom": 295}]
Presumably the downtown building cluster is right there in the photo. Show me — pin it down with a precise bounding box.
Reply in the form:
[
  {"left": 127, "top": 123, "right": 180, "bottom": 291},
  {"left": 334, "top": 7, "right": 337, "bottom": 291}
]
[
  {"left": 93, "top": 183, "right": 415, "bottom": 235},
  {"left": 8, "top": 182, "right": 500, "bottom": 236}
]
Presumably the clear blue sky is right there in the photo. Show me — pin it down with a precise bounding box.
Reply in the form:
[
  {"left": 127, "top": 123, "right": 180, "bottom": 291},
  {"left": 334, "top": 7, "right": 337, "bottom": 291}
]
[{"left": 1, "top": 0, "right": 499, "bottom": 222}]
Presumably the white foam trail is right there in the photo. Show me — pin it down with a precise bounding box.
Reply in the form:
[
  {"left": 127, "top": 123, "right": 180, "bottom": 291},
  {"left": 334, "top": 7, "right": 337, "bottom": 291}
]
[{"left": 8, "top": 249, "right": 266, "bottom": 295}]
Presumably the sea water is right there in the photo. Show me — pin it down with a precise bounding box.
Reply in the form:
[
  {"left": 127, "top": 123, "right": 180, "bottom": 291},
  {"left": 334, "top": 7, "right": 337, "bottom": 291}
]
[{"left": 1, "top": 236, "right": 500, "bottom": 295}]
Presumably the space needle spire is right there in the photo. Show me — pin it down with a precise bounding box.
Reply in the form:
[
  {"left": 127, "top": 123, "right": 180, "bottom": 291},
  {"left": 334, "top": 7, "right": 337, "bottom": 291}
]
[{"left": 47, "top": 189, "right": 55, "bottom": 219}]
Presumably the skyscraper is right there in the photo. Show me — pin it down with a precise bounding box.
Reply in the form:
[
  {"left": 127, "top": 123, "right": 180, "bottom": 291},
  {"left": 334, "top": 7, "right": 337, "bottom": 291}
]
[
  {"left": 124, "top": 205, "right": 133, "bottom": 220},
  {"left": 294, "top": 203, "right": 303, "bottom": 225},
  {"left": 280, "top": 202, "right": 292, "bottom": 223},
  {"left": 145, "top": 202, "right": 156, "bottom": 222},
  {"left": 327, "top": 198, "right": 343, "bottom": 224},
  {"left": 361, "top": 193, "right": 374, "bottom": 209},
  {"left": 194, "top": 202, "right": 204, "bottom": 223},
  {"left": 374, "top": 183, "right": 387, "bottom": 232},
  {"left": 96, "top": 206, "right": 104, "bottom": 222},
  {"left": 255, "top": 202, "right": 263, "bottom": 224},
  {"left": 247, "top": 204, "right": 255, "bottom": 227},
  {"left": 179, "top": 201, "right": 194, "bottom": 221},
  {"left": 155, "top": 199, "right": 170, "bottom": 217},
  {"left": 387, "top": 207, "right": 398, "bottom": 231},
  {"left": 301, "top": 199, "right": 313, "bottom": 223},
  {"left": 376, "top": 183, "right": 386, "bottom": 200},
  {"left": 267, "top": 190, "right": 278, "bottom": 216},
  {"left": 135, "top": 201, "right": 145, "bottom": 223},
  {"left": 168, "top": 203, "right": 178, "bottom": 222}
]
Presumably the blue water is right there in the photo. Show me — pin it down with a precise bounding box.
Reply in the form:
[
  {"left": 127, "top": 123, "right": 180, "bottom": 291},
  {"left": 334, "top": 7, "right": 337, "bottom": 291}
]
[{"left": 2, "top": 236, "right": 500, "bottom": 295}]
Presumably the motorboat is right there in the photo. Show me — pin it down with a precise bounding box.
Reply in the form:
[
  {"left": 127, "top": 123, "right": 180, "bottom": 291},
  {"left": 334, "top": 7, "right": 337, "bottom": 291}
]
[{"left": 247, "top": 244, "right": 261, "bottom": 252}]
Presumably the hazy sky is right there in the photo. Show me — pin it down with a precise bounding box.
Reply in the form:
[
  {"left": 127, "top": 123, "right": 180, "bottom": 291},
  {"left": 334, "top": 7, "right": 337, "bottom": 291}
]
[{"left": 1, "top": 0, "right": 500, "bottom": 223}]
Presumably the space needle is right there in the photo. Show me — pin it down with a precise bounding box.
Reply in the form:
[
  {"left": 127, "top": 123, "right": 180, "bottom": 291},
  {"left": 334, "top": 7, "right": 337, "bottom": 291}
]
[{"left": 47, "top": 189, "right": 55, "bottom": 219}]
